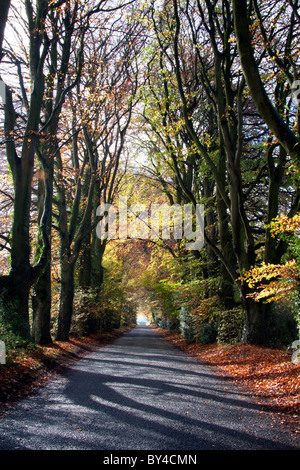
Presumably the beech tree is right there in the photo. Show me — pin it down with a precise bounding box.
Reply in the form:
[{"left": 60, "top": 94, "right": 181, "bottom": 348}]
[
  {"left": 0, "top": 0, "right": 298, "bottom": 347},
  {"left": 0, "top": 0, "right": 141, "bottom": 343},
  {"left": 0, "top": 0, "right": 101, "bottom": 343},
  {"left": 232, "top": 0, "right": 300, "bottom": 160},
  {"left": 140, "top": 37, "right": 222, "bottom": 278},
  {"left": 54, "top": 8, "right": 141, "bottom": 341},
  {"left": 31, "top": 0, "right": 87, "bottom": 345},
  {"left": 142, "top": 0, "right": 299, "bottom": 344},
  {"left": 0, "top": 0, "right": 52, "bottom": 340}
]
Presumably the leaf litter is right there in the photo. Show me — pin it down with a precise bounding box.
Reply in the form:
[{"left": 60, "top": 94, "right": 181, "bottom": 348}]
[{"left": 155, "top": 327, "right": 300, "bottom": 434}]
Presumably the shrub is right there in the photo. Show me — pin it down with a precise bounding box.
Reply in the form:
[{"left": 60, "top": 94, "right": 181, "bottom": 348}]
[
  {"left": 217, "top": 307, "right": 244, "bottom": 344},
  {"left": 267, "top": 302, "right": 298, "bottom": 347},
  {"left": 197, "top": 322, "right": 218, "bottom": 344},
  {"left": 179, "top": 306, "right": 195, "bottom": 343},
  {"left": 0, "top": 298, "right": 32, "bottom": 351},
  {"left": 71, "top": 288, "right": 98, "bottom": 336},
  {"left": 190, "top": 296, "right": 219, "bottom": 344},
  {"left": 71, "top": 255, "right": 137, "bottom": 336}
]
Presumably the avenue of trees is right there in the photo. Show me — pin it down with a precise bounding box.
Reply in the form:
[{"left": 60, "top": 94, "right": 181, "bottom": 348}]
[{"left": 0, "top": 0, "right": 299, "bottom": 350}]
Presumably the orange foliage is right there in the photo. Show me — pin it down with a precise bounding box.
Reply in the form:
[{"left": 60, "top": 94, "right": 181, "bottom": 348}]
[
  {"left": 242, "top": 260, "right": 300, "bottom": 302},
  {"left": 269, "top": 214, "right": 300, "bottom": 235},
  {"left": 241, "top": 214, "right": 300, "bottom": 302}
]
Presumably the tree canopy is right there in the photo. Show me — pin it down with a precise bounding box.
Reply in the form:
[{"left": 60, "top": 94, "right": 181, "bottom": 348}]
[{"left": 0, "top": 0, "right": 299, "bottom": 350}]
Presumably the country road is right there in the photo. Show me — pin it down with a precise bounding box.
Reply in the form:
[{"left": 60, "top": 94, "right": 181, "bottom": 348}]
[{"left": 0, "top": 326, "right": 299, "bottom": 451}]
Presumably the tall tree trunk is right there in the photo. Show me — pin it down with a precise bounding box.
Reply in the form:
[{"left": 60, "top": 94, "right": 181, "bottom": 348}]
[
  {"left": 8, "top": 164, "right": 33, "bottom": 338},
  {"left": 55, "top": 164, "right": 97, "bottom": 341},
  {"left": 78, "top": 236, "right": 92, "bottom": 288},
  {"left": 91, "top": 237, "right": 106, "bottom": 290},
  {"left": 241, "top": 285, "right": 270, "bottom": 345},
  {"left": 32, "top": 263, "right": 52, "bottom": 344},
  {"left": 31, "top": 157, "right": 53, "bottom": 344},
  {"left": 216, "top": 188, "right": 237, "bottom": 309},
  {"left": 203, "top": 177, "right": 218, "bottom": 283},
  {"left": 31, "top": 210, "right": 53, "bottom": 344},
  {"left": 31, "top": 3, "right": 79, "bottom": 343},
  {"left": 55, "top": 260, "right": 74, "bottom": 341},
  {"left": 78, "top": 168, "right": 92, "bottom": 288},
  {"left": 264, "top": 144, "right": 287, "bottom": 264},
  {"left": 0, "top": 0, "right": 49, "bottom": 340},
  {"left": 0, "top": 0, "right": 10, "bottom": 61},
  {"left": 3, "top": 134, "right": 42, "bottom": 340}
]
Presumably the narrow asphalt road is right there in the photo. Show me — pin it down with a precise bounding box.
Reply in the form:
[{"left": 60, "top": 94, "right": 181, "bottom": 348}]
[{"left": 0, "top": 326, "right": 299, "bottom": 451}]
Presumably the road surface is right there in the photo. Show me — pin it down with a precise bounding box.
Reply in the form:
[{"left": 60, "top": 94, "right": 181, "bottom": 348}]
[{"left": 0, "top": 326, "right": 299, "bottom": 451}]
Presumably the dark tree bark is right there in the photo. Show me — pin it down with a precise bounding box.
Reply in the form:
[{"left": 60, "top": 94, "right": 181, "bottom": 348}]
[
  {"left": 31, "top": 169, "right": 53, "bottom": 345},
  {"left": 0, "top": 0, "right": 50, "bottom": 340},
  {"left": 170, "top": 0, "right": 272, "bottom": 344},
  {"left": 55, "top": 259, "right": 75, "bottom": 341},
  {"left": 31, "top": 3, "right": 82, "bottom": 344},
  {"left": 0, "top": 0, "right": 10, "bottom": 61},
  {"left": 232, "top": 0, "right": 299, "bottom": 159}
]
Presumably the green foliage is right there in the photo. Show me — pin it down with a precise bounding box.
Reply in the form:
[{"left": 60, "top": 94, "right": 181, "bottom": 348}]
[
  {"left": 139, "top": 249, "right": 182, "bottom": 329},
  {"left": 267, "top": 302, "right": 298, "bottom": 347},
  {"left": 71, "top": 256, "right": 136, "bottom": 337},
  {"left": 179, "top": 306, "right": 195, "bottom": 343},
  {"left": 216, "top": 308, "right": 244, "bottom": 345},
  {"left": 71, "top": 287, "right": 99, "bottom": 337},
  {"left": 189, "top": 295, "right": 220, "bottom": 344},
  {"left": 138, "top": 244, "right": 244, "bottom": 345},
  {"left": 198, "top": 323, "right": 218, "bottom": 344},
  {"left": 197, "top": 322, "right": 218, "bottom": 344},
  {"left": 0, "top": 298, "right": 32, "bottom": 350}
]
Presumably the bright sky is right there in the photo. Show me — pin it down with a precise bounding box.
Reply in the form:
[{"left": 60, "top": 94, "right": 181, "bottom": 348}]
[{"left": 136, "top": 313, "right": 149, "bottom": 325}]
